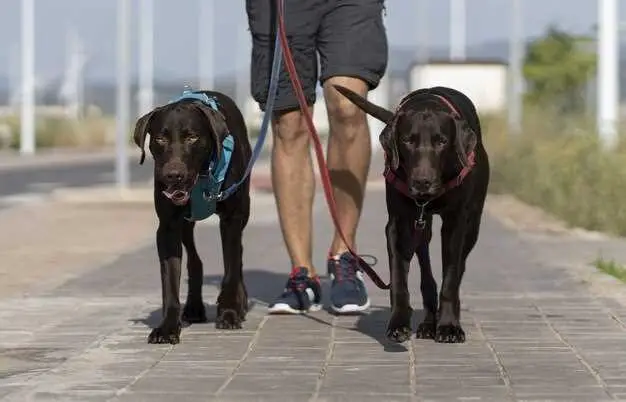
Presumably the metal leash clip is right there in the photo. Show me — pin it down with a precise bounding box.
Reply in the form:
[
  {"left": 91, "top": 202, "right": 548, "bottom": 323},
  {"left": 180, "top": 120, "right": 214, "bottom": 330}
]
[{"left": 415, "top": 200, "right": 430, "bottom": 229}]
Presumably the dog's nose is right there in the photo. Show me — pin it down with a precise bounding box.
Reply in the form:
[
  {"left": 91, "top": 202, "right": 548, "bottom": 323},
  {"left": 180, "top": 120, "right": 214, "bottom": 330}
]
[
  {"left": 410, "top": 179, "right": 435, "bottom": 194},
  {"left": 165, "top": 170, "right": 185, "bottom": 183}
]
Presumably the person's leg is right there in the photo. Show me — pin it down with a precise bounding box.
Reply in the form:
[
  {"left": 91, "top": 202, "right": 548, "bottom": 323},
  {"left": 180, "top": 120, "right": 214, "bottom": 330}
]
[
  {"left": 246, "top": 0, "right": 324, "bottom": 314},
  {"left": 270, "top": 111, "right": 315, "bottom": 272},
  {"left": 318, "top": 0, "right": 389, "bottom": 313},
  {"left": 324, "top": 78, "right": 372, "bottom": 253}
]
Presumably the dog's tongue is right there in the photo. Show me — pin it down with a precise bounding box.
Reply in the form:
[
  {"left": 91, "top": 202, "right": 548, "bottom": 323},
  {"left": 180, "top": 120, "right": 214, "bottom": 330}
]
[{"left": 162, "top": 190, "right": 190, "bottom": 204}]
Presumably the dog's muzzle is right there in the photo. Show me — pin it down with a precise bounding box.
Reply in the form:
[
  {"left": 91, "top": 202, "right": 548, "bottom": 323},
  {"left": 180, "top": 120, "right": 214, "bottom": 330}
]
[
  {"left": 162, "top": 189, "right": 190, "bottom": 205},
  {"left": 161, "top": 174, "right": 199, "bottom": 206}
]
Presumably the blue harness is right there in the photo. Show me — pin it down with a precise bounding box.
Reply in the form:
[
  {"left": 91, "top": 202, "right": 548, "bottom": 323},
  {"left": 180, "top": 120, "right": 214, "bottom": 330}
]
[{"left": 168, "top": 90, "right": 235, "bottom": 222}]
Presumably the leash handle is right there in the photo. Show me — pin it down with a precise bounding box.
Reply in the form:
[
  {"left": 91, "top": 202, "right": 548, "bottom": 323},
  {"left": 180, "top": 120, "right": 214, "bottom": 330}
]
[
  {"left": 275, "top": 0, "right": 389, "bottom": 290},
  {"left": 217, "top": 7, "right": 284, "bottom": 201}
]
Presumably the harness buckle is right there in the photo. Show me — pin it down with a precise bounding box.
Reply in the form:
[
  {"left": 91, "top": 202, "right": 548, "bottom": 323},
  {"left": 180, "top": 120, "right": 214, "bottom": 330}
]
[{"left": 202, "top": 191, "right": 223, "bottom": 202}]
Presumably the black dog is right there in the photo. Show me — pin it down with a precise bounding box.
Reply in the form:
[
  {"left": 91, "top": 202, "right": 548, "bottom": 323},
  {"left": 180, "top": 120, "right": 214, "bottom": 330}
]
[
  {"left": 133, "top": 90, "right": 251, "bottom": 344},
  {"left": 334, "top": 84, "right": 489, "bottom": 344}
]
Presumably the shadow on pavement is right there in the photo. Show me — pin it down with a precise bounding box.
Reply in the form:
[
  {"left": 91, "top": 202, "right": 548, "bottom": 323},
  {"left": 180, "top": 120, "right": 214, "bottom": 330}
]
[
  {"left": 131, "top": 268, "right": 424, "bottom": 352},
  {"left": 131, "top": 304, "right": 219, "bottom": 329}
]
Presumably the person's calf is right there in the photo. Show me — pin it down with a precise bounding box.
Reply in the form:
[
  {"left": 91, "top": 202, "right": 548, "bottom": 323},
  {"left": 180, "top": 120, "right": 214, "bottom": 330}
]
[
  {"left": 271, "top": 109, "right": 317, "bottom": 275},
  {"left": 323, "top": 78, "right": 372, "bottom": 255}
]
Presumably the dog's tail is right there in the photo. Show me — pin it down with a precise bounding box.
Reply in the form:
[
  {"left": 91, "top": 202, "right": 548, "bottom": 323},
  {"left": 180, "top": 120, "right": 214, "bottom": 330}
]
[{"left": 333, "top": 84, "right": 394, "bottom": 124}]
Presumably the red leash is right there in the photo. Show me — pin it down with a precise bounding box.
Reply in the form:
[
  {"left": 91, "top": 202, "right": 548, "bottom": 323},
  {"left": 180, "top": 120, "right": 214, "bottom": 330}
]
[{"left": 275, "top": 0, "right": 390, "bottom": 290}]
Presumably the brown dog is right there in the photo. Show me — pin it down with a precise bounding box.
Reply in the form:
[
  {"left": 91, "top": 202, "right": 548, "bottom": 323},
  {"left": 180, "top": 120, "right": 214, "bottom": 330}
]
[
  {"left": 334, "top": 84, "right": 490, "bottom": 343},
  {"left": 133, "top": 90, "right": 252, "bottom": 344}
]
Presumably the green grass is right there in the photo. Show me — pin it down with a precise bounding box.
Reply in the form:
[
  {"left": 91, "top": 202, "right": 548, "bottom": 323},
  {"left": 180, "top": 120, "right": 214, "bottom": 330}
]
[{"left": 592, "top": 257, "right": 626, "bottom": 283}]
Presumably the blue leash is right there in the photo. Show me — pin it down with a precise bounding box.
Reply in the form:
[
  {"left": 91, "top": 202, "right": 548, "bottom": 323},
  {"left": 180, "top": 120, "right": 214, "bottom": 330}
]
[{"left": 214, "top": 4, "right": 284, "bottom": 202}]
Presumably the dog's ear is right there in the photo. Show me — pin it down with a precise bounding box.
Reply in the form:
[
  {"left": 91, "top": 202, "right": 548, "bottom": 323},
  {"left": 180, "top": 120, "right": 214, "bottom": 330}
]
[
  {"left": 454, "top": 118, "right": 477, "bottom": 168},
  {"left": 133, "top": 109, "right": 158, "bottom": 165},
  {"left": 195, "top": 103, "right": 229, "bottom": 158},
  {"left": 380, "top": 121, "right": 399, "bottom": 170}
]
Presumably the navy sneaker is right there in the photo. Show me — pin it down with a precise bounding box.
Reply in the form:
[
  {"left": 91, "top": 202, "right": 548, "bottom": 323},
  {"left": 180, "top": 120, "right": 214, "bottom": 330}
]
[
  {"left": 267, "top": 267, "right": 323, "bottom": 314},
  {"left": 327, "top": 252, "right": 371, "bottom": 314}
]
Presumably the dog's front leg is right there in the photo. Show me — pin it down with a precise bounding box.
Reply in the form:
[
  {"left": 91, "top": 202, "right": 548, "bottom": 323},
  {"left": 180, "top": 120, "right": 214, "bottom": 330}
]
[
  {"left": 436, "top": 212, "right": 469, "bottom": 344},
  {"left": 415, "top": 215, "right": 438, "bottom": 339},
  {"left": 385, "top": 216, "right": 415, "bottom": 343},
  {"left": 181, "top": 220, "right": 208, "bottom": 324},
  {"left": 148, "top": 220, "right": 184, "bottom": 344},
  {"left": 216, "top": 199, "right": 250, "bottom": 329}
]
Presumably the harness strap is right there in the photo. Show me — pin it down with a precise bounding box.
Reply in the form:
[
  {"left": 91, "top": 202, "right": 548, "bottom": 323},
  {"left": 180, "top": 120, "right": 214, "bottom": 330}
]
[{"left": 169, "top": 90, "right": 219, "bottom": 111}]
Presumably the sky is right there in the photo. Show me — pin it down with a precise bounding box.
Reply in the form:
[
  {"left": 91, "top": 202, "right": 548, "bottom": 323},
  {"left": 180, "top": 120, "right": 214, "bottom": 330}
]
[{"left": 0, "top": 0, "right": 620, "bottom": 83}]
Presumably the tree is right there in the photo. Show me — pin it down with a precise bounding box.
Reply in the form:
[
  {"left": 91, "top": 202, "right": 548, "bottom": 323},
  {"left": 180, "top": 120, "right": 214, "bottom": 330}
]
[{"left": 523, "top": 25, "right": 597, "bottom": 113}]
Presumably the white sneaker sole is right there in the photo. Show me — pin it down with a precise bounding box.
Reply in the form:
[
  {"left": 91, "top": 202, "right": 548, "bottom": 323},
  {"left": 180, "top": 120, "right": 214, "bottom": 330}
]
[
  {"left": 330, "top": 298, "right": 371, "bottom": 314},
  {"left": 268, "top": 303, "right": 323, "bottom": 315}
]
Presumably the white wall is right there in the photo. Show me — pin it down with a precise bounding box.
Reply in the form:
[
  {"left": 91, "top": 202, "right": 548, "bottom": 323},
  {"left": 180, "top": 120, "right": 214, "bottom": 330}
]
[{"left": 409, "top": 63, "right": 508, "bottom": 114}]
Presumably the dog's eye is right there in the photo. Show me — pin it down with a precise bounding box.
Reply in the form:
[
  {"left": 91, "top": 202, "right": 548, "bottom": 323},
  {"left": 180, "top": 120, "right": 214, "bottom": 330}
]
[
  {"left": 154, "top": 136, "right": 168, "bottom": 145},
  {"left": 186, "top": 135, "right": 199, "bottom": 144},
  {"left": 434, "top": 136, "right": 447, "bottom": 146}
]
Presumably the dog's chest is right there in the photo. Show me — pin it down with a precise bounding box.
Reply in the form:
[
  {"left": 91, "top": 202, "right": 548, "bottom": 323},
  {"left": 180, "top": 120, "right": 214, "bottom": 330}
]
[{"left": 186, "top": 135, "right": 235, "bottom": 221}]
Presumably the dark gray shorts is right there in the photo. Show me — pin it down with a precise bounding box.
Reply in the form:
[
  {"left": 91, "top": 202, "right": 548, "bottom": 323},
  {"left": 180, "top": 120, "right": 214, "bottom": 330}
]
[{"left": 246, "top": 0, "right": 388, "bottom": 112}]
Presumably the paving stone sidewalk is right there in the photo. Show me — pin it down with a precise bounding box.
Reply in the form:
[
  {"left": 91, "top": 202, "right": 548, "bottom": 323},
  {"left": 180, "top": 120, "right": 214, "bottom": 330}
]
[{"left": 2, "top": 183, "right": 626, "bottom": 401}]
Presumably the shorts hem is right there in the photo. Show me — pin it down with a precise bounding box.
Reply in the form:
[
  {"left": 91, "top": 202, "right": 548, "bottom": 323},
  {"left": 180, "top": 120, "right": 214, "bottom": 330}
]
[{"left": 320, "top": 68, "right": 386, "bottom": 91}]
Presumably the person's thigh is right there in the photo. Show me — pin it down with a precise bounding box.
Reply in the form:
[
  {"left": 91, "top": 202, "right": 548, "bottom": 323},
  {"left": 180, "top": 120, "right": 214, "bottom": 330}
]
[
  {"left": 246, "top": 0, "right": 324, "bottom": 112},
  {"left": 317, "top": 0, "right": 389, "bottom": 91}
]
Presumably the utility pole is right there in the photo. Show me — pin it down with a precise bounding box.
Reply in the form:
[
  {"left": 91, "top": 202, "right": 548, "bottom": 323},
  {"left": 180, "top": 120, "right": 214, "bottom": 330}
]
[
  {"left": 597, "top": 0, "right": 619, "bottom": 149},
  {"left": 115, "top": 0, "right": 131, "bottom": 189},
  {"left": 508, "top": 0, "right": 523, "bottom": 135},
  {"left": 138, "top": 0, "right": 154, "bottom": 116},
  {"left": 449, "top": 0, "right": 466, "bottom": 61},
  {"left": 20, "top": 0, "right": 35, "bottom": 155}
]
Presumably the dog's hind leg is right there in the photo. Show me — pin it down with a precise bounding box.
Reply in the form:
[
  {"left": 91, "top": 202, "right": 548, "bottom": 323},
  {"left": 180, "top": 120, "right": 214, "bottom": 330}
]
[
  {"left": 454, "top": 210, "right": 482, "bottom": 321},
  {"left": 181, "top": 220, "right": 208, "bottom": 324},
  {"left": 414, "top": 216, "right": 438, "bottom": 340},
  {"left": 216, "top": 193, "right": 250, "bottom": 330}
]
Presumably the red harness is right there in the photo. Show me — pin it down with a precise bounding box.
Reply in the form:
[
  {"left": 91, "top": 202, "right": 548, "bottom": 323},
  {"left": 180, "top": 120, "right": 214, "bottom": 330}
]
[{"left": 383, "top": 94, "right": 477, "bottom": 230}]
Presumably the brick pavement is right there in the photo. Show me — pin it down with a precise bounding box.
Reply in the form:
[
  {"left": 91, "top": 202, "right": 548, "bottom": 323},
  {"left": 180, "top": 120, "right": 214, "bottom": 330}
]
[{"left": 2, "top": 164, "right": 626, "bottom": 400}]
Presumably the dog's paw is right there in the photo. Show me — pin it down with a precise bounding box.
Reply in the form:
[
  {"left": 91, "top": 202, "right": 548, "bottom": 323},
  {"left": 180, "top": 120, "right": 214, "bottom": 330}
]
[
  {"left": 147, "top": 323, "right": 181, "bottom": 344},
  {"left": 386, "top": 325, "right": 412, "bottom": 343},
  {"left": 215, "top": 309, "right": 244, "bottom": 330},
  {"left": 386, "top": 309, "right": 413, "bottom": 343},
  {"left": 182, "top": 301, "right": 208, "bottom": 324},
  {"left": 434, "top": 324, "right": 465, "bottom": 344},
  {"left": 415, "top": 320, "right": 437, "bottom": 339}
]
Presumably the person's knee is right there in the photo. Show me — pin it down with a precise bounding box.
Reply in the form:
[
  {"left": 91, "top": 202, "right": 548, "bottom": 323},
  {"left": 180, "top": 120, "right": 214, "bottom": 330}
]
[
  {"left": 272, "top": 110, "right": 310, "bottom": 154},
  {"left": 325, "top": 79, "right": 369, "bottom": 141},
  {"left": 327, "top": 95, "right": 366, "bottom": 127}
]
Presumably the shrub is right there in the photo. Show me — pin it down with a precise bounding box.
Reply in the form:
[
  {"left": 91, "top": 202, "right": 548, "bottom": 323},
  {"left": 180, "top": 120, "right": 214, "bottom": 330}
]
[{"left": 483, "top": 108, "right": 626, "bottom": 236}]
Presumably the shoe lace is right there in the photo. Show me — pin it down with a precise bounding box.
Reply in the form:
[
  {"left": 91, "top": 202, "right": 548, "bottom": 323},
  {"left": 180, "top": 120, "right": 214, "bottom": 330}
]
[
  {"left": 331, "top": 254, "right": 361, "bottom": 287},
  {"left": 285, "top": 268, "right": 313, "bottom": 294}
]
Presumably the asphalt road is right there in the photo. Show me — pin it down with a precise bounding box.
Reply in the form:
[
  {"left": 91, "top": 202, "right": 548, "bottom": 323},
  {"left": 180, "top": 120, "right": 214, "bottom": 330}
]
[
  {"left": 0, "top": 148, "right": 271, "bottom": 208},
  {"left": 0, "top": 157, "right": 151, "bottom": 200}
]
